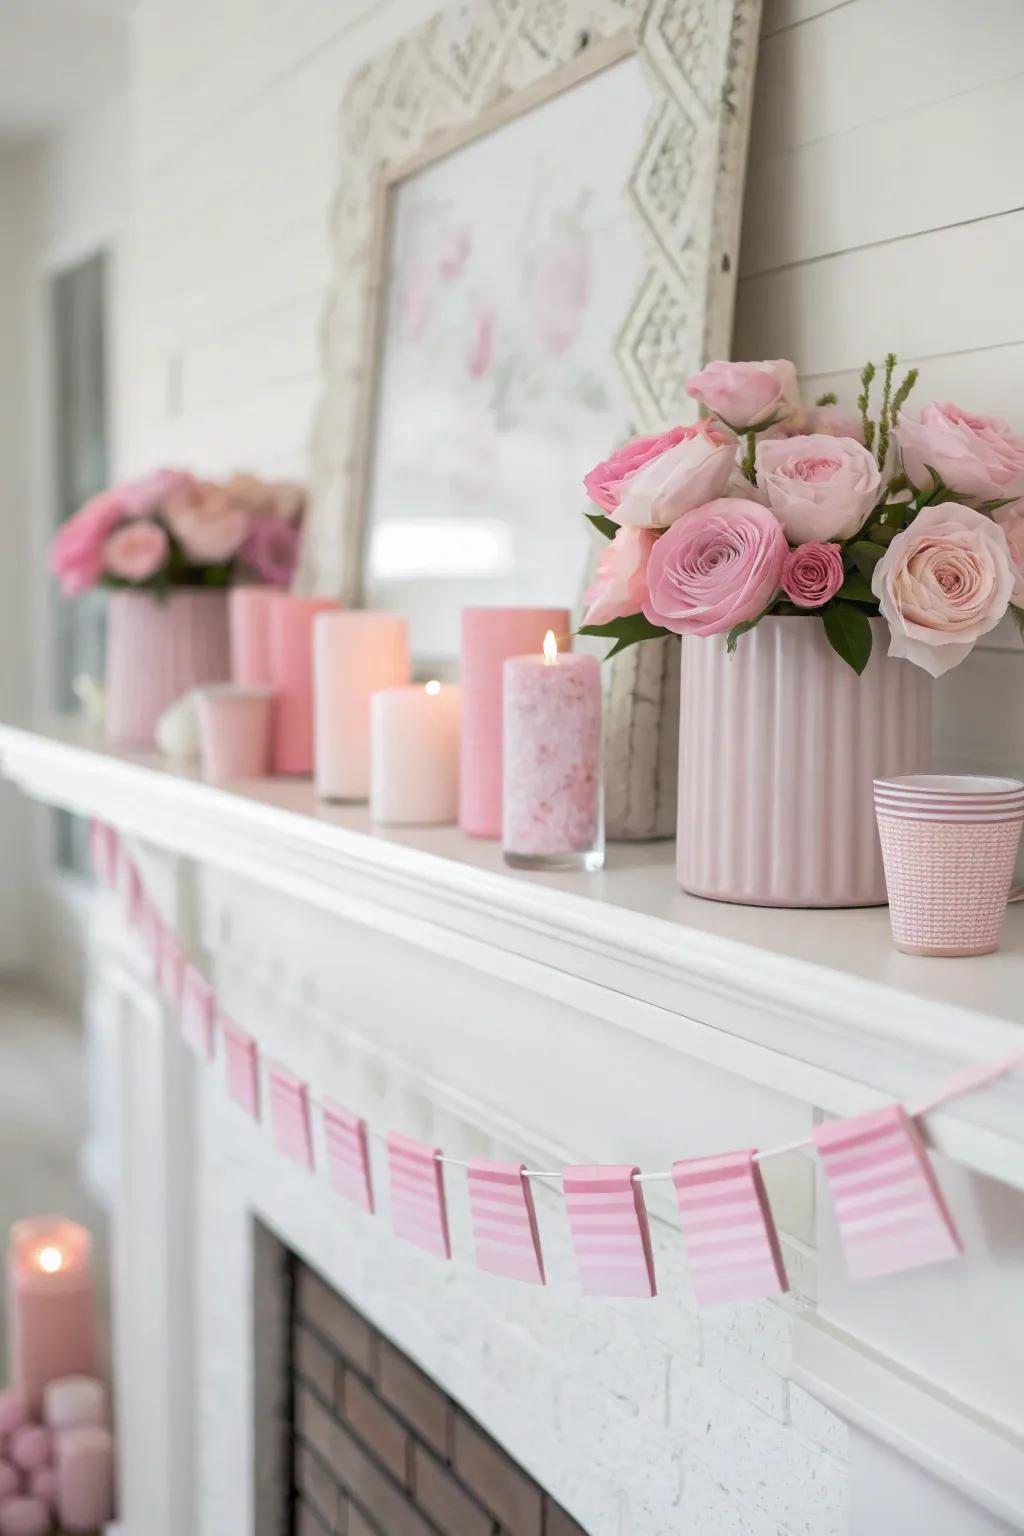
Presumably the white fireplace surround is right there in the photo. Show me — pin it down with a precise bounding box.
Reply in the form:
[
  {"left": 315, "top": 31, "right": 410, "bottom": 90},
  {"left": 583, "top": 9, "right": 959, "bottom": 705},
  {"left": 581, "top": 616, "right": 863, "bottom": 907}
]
[{"left": 2, "top": 720, "right": 1024, "bottom": 1536}]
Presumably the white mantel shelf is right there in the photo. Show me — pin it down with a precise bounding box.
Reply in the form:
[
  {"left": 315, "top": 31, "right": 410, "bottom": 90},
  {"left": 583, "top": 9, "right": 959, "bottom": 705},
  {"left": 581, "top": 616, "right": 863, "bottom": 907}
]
[{"left": 4, "top": 717, "right": 1023, "bottom": 1189}]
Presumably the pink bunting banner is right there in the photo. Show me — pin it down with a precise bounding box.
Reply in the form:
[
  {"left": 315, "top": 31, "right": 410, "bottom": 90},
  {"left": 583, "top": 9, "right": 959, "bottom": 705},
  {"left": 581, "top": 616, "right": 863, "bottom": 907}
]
[
  {"left": 388, "top": 1133, "right": 451, "bottom": 1260},
  {"left": 815, "top": 1104, "right": 962, "bottom": 1281},
  {"left": 222, "top": 1019, "right": 261, "bottom": 1121},
  {"left": 180, "top": 966, "right": 216, "bottom": 1060},
  {"left": 89, "top": 820, "right": 118, "bottom": 886},
  {"left": 269, "top": 1067, "right": 314, "bottom": 1171},
  {"left": 140, "top": 901, "right": 163, "bottom": 981},
  {"left": 563, "top": 1165, "right": 656, "bottom": 1299},
  {"left": 158, "top": 930, "right": 186, "bottom": 1009},
  {"left": 118, "top": 852, "right": 143, "bottom": 927},
  {"left": 467, "top": 1160, "right": 545, "bottom": 1286},
  {"left": 672, "top": 1149, "right": 787, "bottom": 1307},
  {"left": 323, "top": 1101, "right": 374, "bottom": 1213}
]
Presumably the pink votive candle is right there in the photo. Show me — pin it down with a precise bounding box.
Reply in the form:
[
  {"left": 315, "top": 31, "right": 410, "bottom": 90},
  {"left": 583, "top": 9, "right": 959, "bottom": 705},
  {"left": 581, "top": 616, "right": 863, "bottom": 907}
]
[
  {"left": 460, "top": 607, "right": 571, "bottom": 838},
  {"left": 7, "top": 1220, "right": 97, "bottom": 1418},
  {"left": 196, "top": 686, "right": 273, "bottom": 783},
  {"left": 56, "top": 1425, "right": 114, "bottom": 1531},
  {"left": 314, "top": 612, "right": 410, "bottom": 801},
  {"left": 229, "top": 586, "right": 276, "bottom": 688},
  {"left": 268, "top": 594, "right": 338, "bottom": 774},
  {"left": 503, "top": 632, "right": 603, "bottom": 871}
]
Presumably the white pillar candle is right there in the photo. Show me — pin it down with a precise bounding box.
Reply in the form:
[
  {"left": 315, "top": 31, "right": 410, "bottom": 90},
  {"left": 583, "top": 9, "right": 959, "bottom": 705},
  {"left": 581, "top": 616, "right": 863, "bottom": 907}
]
[
  {"left": 503, "top": 631, "right": 603, "bottom": 870},
  {"left": 314, "top": 612, "right": 410, "bottom": 801},
  {"left": 43, "top": 1376, "right": 107, "bottom": 1433},
  {"left": 370, "top": 682, "right": 460, "bottom": 826},
  {"left": 55, "top": 1424, "right": 114, "bottom": 1531}
]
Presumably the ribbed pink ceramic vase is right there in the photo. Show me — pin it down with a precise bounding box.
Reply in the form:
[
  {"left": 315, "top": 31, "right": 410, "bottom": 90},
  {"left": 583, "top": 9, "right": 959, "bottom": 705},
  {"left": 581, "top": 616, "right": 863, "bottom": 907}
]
[
  {"left": 677, "top": 617, "right": 932, "bottom": 907},
  {"left": 105, "top": 588, "right": 231, "bottom": 746}
]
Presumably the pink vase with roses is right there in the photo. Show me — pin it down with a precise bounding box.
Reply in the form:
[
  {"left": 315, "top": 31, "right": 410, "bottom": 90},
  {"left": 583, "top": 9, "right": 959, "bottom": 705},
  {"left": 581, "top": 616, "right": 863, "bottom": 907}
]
[{"left": 581, "top": 356, "right": 1024, "bottom": 906}]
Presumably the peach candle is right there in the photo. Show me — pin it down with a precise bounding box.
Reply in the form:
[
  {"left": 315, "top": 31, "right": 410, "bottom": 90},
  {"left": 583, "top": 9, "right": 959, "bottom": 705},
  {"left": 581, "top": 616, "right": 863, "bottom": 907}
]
[
  {"left": 459, "top": 607, "right": 571, "bottom": 838},
  {"left": 7, "top": 1220, "right": 97, "bottom": 1417},
  {"left": 268, "top": 594, "right": 338, "bottom": 774},
  {"left": 314, "top": 612, "right": 410, "bottom": 801},
  {"left": 55, "top": 1425, "right": 114, "bottom": 1531},
  {"left": 370, "top": 682, "right": 460, "bottom": 826},
  {"left": 228, "top": 586, "right": 276, "bottom": 688},
  {"left": 503, "top": 631, "right": 603, "bottom": 870}
]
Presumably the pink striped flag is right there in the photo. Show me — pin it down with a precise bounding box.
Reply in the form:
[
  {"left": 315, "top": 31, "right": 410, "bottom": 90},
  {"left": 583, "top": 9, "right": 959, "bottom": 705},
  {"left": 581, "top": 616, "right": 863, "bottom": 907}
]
[
  {"left": 672, "top": 1149, "right": 787, "bottom": 1306},
  {"left": 815, "top": 1105, "right": 962, "bottom": 1281},
  {"left": 222, "top": 1019, "right": 261, "bottom": 1121},
  {"left": 140, "top": 901, "right": 163, "bottom": 980},
  {"left": 387, "top": 1133, "right": 450, "bottom": 1259},
  {"left": 563, "top": 1165, "right": 656, "bottom": 1298},
  {"left": 180, "top": 966, "right": 216, "bottom": 1060},
  {"left": 158, "top": 929, "right": 186, "bottom": 1008},
  {"left": 323, "top": 1101, "right": 374, "bottom": 1212},
  {"left": 118, "top": 852, "right": 143, "bottom": 926},
  {"left": 467, "top": 1161, "right": 545, "bottom": 1286},
  {"left": 89, "top": 820, "right": 118, "bottom": 885},
  {"left": 269, "top": 1067, "right": 314, "bottom": 1171}
]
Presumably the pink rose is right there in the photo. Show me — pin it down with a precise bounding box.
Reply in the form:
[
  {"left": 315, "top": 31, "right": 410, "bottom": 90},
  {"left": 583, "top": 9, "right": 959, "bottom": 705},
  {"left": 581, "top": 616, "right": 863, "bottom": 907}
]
[
  {"left": 898, "top": 401, "right": 1024, "bottom": 501},
  {"left": 222, "top": 473, "right": 304, "bottom": 523},
  {"left": 786, "top": 404, "right": 865, "bottom": 444},
  {"left": 643, "top": 498, "right": 787, "bottom": 637},
  {"left": 119, "top": 468, "right": 194, "bottom": 518},
  {"left": 596, "top": 421, "right": 736, "bottom": 529},
  {"left": 49, "top": 488, "right": 127, "bottom": 595},
  {"left": 780, "top": 542, "right": 844, "bottom": 608},
  {"left": 240, "top": 517, "right": 302, "bottom": 588},
  {"left": 582, "top": 526, "right": 656, "bottom": 626},
  {"left": 756, "top": 433, "right": 881, "bottom": 543},
  {"left": 165, "top": 481, "right": 250, "bottom": 564},
  {"left": 584, "top": 426, "right": 693, "bottom": 513},
  {"left": 872, "top": 502, "right": 1015, "bottom": 676},
  {"left": 685, "top": 359, "right": 800, "bottom": 433},
  {"left": 993, "top": 501, "right": 1024, "bottom": 605},
  {"left": 103, "top": 519, "right": 170, "bottom": 583}
]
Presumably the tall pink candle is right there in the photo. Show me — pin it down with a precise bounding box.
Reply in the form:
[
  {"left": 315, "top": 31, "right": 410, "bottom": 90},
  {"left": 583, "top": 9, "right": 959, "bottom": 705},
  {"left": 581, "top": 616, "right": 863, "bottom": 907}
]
[
  {"left": 7, "top": 1220, "right": 98, "bottom": 1417},
  {"left": 503, "top": 632, "right": 603, "bottom": 870},
  {"left": 229, "top": 586, "right": 276, "bottom": 688},
  {"left": 314, "top": 612, "right": 410, "bottom": 801},
  {"left": 460, "top": 607, "right": 570, "bottom": 838},
  {"left": 268, "top": 594, "right": 338, "bottom": 774}
]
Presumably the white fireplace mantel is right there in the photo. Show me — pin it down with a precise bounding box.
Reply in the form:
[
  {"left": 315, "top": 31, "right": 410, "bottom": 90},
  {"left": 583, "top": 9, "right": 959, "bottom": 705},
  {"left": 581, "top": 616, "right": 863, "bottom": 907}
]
[{"left": 3, "top": 716, "right": 1023, "bottom": 1190}]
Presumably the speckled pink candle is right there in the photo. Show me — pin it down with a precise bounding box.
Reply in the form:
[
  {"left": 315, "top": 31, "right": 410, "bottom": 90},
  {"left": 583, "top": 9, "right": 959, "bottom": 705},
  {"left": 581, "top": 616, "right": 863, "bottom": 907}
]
[{"left": 502, "top": 640, "right": 603, "bottom": 870}]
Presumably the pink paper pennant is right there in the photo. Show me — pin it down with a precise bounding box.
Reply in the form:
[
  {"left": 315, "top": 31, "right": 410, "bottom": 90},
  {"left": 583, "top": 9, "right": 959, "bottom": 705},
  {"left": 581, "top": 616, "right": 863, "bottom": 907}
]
[
  {"left": 563, "top": 1165, "right": 656, "bottom": 1298},
  {"left": 269, "top": 1066, "right": 314, "bottom": 1171},
  {"left": 140, "top": 901, "right": 163, "bottom": 980},
  {"left": 323, "top": 1101, "right": 374, "bottom": 1212},
  {"left": 158, "top": 930, "right": 186, "bottom": 1008},
  {"left": 815, "top": 1104, "right": 962, "bottom": 1281},
  {"left": 672, "top": 1149, "right": 787, "bottom": 1306},
  {"left": 89, "top": 820, "right": 118, "bottom": 885},
  {"left": 467, "top": 1160, "right": 545, "bottom": 1285},
  {"left": 387, "top": 1133, "right": 450, "bottom": 1259},
  {"left": 222, "top": 1019, "right": 261, "bottom": 1121},
  {"left": 180, "top": 965, "right": 216, "bottom": 1060},
  {"left": 118, "top": 851, "right": 143, "bottom": 926}
]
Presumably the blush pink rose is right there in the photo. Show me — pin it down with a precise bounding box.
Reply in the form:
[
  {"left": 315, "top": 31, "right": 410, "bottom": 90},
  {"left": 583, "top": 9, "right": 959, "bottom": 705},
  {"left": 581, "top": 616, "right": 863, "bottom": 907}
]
[
  {"left": 50, "top": 488, "right": 127, "bottom": 594},
  {"left": 240, "top": 517, "right": 302, "bottom": 588},
  {"left": 756, "top": 433, "right": 881, "bottom": 544},
  {"left": 602, "top": 421, "right": 736, "bottom": 529},
  {"left": 898, "top": 401, "right": 1024, "bottom": 501},
  {"left": 780, "top": 541, "right": 844, "bottom": 608},
  {"left": 872, "top": 502, "right": 1015, "bottom": 676},
  {"left": 584, "top": 426, "right": 693, "bottom": 513},
  {"left": 643, "top": 498, "right": 787, "bottom": 637},
  {"left": 993, "top": 501, "right": 1024, "bottom": 606},
  {"left": 685, "top": 359, "right": 800, "bottom": 433},
  {"left": 786, "top": 404, "right": 865, "bottom": 444},
  {"left": 103, "top": 519, "right": 170, "bottom": 583},
  {"left": 119, "top": 467, "right": 194, "bottom": 518},
  {"left": 582, "top": 526, "right": 656, "bottom": 626},
  {"left": 165, "top": 481, "right": 250, "bottom": 564}
]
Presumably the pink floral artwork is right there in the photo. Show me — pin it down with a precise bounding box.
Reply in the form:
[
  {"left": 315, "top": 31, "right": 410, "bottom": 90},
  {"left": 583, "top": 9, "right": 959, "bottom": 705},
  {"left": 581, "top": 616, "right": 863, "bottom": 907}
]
[
  {"left": 527, "top": 233, "right": 590, "bottom": 359},
  {"left": 466, "top": 304, "right": 496, "bottom": 380}
]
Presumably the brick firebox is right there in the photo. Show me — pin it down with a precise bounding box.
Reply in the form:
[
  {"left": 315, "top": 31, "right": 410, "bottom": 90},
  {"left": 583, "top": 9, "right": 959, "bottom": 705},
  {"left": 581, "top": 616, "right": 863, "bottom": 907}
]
[{"left": 289, "top": 1256, "right": 588, "bottom": 1536}]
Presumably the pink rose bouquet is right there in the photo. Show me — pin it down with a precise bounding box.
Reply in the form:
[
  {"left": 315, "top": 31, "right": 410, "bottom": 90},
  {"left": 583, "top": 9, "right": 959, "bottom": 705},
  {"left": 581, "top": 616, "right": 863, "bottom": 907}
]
[
  {"left": 581, "top": 352, "right": 1022, "bottom": 673},
  {"left": 50, "top": 468, "right": 306, "bottom": 597}
]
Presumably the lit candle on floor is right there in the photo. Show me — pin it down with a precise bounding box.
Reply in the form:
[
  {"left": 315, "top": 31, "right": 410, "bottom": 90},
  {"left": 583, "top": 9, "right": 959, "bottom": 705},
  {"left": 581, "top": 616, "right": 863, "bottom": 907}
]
[
  {"left": 314, "top": 611, "right": 410, "bottom": 801},
  {"left": 7, "top": 1220, "right": 98, "bottom": 1417},
  {"left": 503, "top": 630, "right": 603, "bottom": 870},
  {"left": 370, "top": 681, "right": 460, "bottom": 826}
]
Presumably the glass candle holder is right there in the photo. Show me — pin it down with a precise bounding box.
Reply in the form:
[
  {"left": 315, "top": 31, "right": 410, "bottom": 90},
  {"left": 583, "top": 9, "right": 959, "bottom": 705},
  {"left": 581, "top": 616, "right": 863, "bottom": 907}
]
[{"left": 502, "top": 634, "right": 604, "bottom": 872}]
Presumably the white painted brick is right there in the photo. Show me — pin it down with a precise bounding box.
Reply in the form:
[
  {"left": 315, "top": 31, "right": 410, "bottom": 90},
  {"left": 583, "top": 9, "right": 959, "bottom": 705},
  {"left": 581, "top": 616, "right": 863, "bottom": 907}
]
[
  {"left": 789, "top": 1382, "right": 849, "bottom": 1459},
  {"left": 701, "top": 1326, "right": 790, "bottom": 1421},
  {"left": 680, "top": 1466, "right": 810, "bottom": 1536},
  {"left": 702, "top": 1298, "right": 794, "bottom": 1373}
]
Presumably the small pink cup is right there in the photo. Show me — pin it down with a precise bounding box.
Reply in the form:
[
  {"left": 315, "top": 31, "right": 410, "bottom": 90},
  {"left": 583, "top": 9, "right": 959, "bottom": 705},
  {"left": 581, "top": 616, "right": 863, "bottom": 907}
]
[
  {"left": 875, "top": 775, "right": 1024, "bottom": 956},
  {"left": 196, "top": 686, "right": 273, "bottom": 784}
]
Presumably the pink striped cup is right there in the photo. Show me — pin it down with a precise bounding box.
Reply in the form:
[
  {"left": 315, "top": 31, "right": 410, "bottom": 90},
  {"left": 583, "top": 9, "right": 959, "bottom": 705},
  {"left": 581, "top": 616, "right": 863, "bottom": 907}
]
[
  {"left": 196, "top": 685, "right": 273, "bottom": 784},
  {"left": 874, "top": 775, "right": 1024, "bottom": 956}
]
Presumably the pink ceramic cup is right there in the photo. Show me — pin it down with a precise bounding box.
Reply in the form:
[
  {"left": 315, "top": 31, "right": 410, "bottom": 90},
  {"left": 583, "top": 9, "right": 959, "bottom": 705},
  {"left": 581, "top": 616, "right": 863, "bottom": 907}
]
[{"left": 196, "top": 686, "right": 273, "bottom": 784}]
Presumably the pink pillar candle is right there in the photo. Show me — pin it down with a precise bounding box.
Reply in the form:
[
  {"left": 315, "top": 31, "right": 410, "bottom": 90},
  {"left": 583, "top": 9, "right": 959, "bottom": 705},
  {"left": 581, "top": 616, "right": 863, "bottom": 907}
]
[
  {"left": 460, "top": 607, "right": 571, "bottom": 838},
  {"left": 7, "top": 1220, "right": 98, "bottom": 1417},
  {"left": 268, "top": 594, "right": 338, "bottom": 774},
  {"left": 56, "top": 1425, "right": 114, "bottom": 1531},
  {"left": 314, "top": 612, "right": 410, "bottom": 801},
  {"left": 229, "top": 586, "right": 277, "bottom": 688},
  {"left": 370, "top": 683, "right": 460, "bottom": 826},
  {"left": 503, "top": 638, "right": 603, "bottom": 870}
]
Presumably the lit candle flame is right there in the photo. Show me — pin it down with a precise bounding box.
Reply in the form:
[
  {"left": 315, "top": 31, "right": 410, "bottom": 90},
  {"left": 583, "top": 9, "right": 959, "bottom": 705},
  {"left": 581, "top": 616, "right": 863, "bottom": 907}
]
[
  {"left": 37, "top": 1246, "right": 64, "bottom": 1275},
  {"left": 542, "top": 630, "right": 558, "bottom": 665},
  {"left": 424, "top": 680, "right": 441, "bottom": 696}
]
